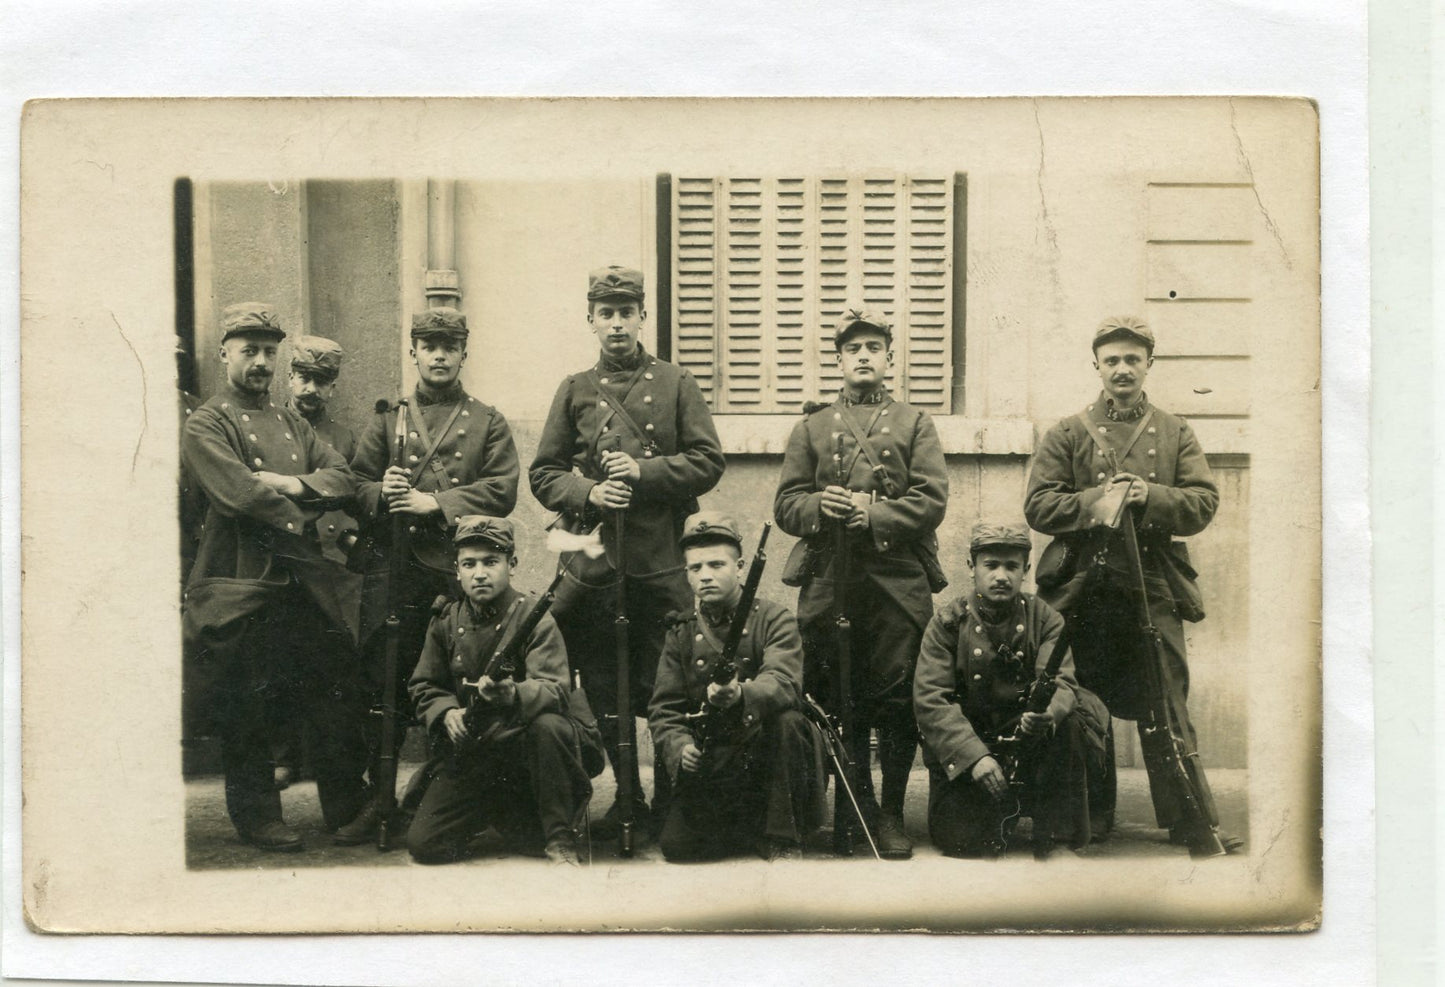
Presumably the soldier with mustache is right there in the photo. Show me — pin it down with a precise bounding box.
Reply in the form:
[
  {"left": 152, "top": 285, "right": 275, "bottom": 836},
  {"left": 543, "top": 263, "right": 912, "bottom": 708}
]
[
  {"left": 1024, "top": 316, "right": 1242, "bottom": 855},
  {"left": 181, "top": 304, "right": 370, "bottom": 851},
  {"left": 268, "top": 335, "right": 359, "bottom": 791}
]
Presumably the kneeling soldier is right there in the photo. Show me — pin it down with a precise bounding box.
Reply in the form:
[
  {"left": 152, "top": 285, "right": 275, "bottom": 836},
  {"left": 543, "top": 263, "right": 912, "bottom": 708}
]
[
  {"left": 648, "top": 513, "right": 821, "bottom": 862},
  {"left": 406, "top": 516, "right": 592, "bottom": 866},
  {"left": 913, "top": 522, "right": 1110, "bottom": 859}
]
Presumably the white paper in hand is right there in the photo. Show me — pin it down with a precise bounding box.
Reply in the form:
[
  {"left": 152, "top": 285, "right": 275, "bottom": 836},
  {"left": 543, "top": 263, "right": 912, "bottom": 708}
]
[{"left": 545, "top": 525, "right": 606, "bottom": 559}]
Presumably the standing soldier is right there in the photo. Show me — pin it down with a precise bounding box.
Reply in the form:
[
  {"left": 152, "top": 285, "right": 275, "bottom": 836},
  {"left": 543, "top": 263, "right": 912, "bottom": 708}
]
[
  {"left": 181, "top": 303, "right": 370, "bottom": 851},
  {"left": 529, "top": 265, "right": 726, "bottom": 839},
  {"left": 285, "top": 335, "right": 357, "bottom": 563},
  {"left": 268, "top": 335, "right": 358, "bottom": 790},
  {"left": 335, "top": 307, "right": 521, "bottom": 845},
  {"left": 773, "top": 306, "right": 949, "bottom": 859},
  {"left": 1024, "top": 316, "right": 1242, "bottom": 855}
]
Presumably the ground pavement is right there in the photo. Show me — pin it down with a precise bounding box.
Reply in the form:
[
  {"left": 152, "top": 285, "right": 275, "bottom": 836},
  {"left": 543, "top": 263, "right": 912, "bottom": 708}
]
[{"left": 185, "top": 747, "right": 1248, "bottom": 869}]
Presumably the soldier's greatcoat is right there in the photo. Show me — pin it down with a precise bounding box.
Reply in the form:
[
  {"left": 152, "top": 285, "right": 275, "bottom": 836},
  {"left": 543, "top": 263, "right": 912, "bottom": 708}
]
[
  {"left": 529, "top": 346, "right": 726, "bottom": 582},
  {"left": 913, "top": 591, "right": 1110, "bottom": 855},
  {"left": 528, "top": 345, "right": 725, "bottom": 770},
  {"left": 1024, "top": 392, "right": 1216, "bottom": 614},
  {"left": 773, "top": 391, "right": 948, "bottom": 694},
  {"left": 649, "top": 598, "right": 804, "bottom": 782},
  {"left": 648, "top": 596, "right": 821, "bottom": 857},
  {"left": 1024, "top": 391, "right": 1221, "bottom": 830},
  {"left": 350, "top": 382, "right": 520, "bottom": 643},
  {"left": 405, "top": 585, "right": 596, "bottom": 860},
  {"left": 913, "top": 593, "right": 1078, "bottom": 782},
  {"left": 286, "top": 399, "right": 357, "bottom": 566},
  {"left": 180, "top": 382, "right": 368, "bottom": 833},
  {"left": 182, "top": 384, "right": 358, "bottom": 641},
  {"left": 409, "top": 587, "right": 570, "bottom": 736}
]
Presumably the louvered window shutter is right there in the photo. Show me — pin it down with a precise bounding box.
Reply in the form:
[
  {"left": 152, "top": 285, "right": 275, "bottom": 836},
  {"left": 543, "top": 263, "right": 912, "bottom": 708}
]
[{"left": 672, "top": 174, "right": 953, "bottom": 413}]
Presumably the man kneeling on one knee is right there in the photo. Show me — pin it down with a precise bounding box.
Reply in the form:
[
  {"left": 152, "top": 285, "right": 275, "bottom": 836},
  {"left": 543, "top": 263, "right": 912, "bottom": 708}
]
[
  {"left": 913, "top": 521, "right": 1110, "bottom": 859},
  {"left": 407, "top": 516, "right": 591, "bottom": 866},
  {"left": 648, "top": 512, "right": 822, "bottom": 862}
]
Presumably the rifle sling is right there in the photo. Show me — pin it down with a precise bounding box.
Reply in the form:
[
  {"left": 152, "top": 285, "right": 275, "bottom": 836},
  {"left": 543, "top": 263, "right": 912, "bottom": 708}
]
[
  {"left": 586, "top": 370, "right": 658, "bottom": 458},
  {"left": 481, "top": 596, "right": 528, "bottom": 678},
  {"left": 1075, "top": 408, "right": 1155, "bottom": 475},
  {"left": 694, "top": 612, "right": 727, "bottom": 661},
  {"left": 835, "top": 402, "right": 892, "bottom": 494}
]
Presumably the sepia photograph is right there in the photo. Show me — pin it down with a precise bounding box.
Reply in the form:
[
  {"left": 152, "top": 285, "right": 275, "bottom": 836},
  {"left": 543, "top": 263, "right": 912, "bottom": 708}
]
[{"left": 20, "top": 96, "right": 1321, "bottom": 935}]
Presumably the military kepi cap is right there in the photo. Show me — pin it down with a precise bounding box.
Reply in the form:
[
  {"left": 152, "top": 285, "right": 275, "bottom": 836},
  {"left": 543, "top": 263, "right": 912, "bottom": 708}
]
[
  {"left": 1092, "top": 315, "right": 1155, "bottom": 353},
  {"left": 411, "top": 307, "right": 469, "bottom": 340},
  {"left": 453, "top": 515, "right": 515, "bottom": 554},
  {"left": 679, "top": 510, "right": 743, "bottom": 551},
  {"left": 221, "top": 303, "right": 285, "bottom": 343},
  {"left": 833, "top": 305, "right": 894, "bottom": 349},
  {"left": 587, "top": 265, "right": 645, "bottom": 301},
  {"left": 290, "top": 335, "right": 345, "bottom": 380},
  {"left": 970, "top": 521, "right": 1032, "bottom": 554}
]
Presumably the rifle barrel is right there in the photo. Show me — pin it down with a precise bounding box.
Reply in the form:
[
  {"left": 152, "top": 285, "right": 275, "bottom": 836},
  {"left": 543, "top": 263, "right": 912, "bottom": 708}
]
[{"left": 375, "top": 399, "right": 410, "bottom": 852}]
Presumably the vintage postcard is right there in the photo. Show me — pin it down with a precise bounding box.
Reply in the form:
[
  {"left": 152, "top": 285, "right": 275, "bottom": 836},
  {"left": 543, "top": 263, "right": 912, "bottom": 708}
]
[{"left": 19, "top": 97, "right": 1320, "bottom": 934}]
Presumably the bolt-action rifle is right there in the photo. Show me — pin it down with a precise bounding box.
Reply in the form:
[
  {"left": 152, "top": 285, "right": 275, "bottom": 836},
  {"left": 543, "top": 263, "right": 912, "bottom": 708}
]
[
  {"left": 454, "top": 569, "right": 567, "bottom": 755},
  {"left": 374, "top": 398, "right": 409, "bottom": 852},
  {"left": 1112, "top": 478, "right": 1228, "bottom": 859}
]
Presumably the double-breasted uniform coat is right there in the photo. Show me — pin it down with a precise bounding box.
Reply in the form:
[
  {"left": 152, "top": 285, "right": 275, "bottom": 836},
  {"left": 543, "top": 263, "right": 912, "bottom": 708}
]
[
  {"left": 286, "top": 399, "right": 357, "bottom": 566},
  {"left": 1024, "top": 391, "right": 1221, "bottom": 830},
  {"left": 528, "top": 346, "right": 726, "bottom": 787},
  {"left": 648, "top": 597, "right": 821, "bottom": 859},
  {"left": 181, "top": 383, "right": 369, "bottom": 835}
]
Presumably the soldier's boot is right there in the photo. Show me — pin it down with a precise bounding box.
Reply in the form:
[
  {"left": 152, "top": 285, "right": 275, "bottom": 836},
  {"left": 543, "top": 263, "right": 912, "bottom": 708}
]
[
  {"left": 545, "top": 831, "right": 582, "bottom": 867},
  {"left": 240, "top": 820, "right": 304, "bottom": 853},
  {"left": 332, "top": 799, "right": 383, "bottom": 846},
  {"left": 875, "top": 811, "right": 913, "bottom": 860},
  {"left": 762, "top": 838, "right": 804, "bottom": 862}
]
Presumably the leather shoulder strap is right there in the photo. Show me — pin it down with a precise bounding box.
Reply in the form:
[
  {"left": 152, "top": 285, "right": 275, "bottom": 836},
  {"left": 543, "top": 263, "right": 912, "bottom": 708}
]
[
  {"left": 837, "top": 402, "right": 894, "bottom": 494},
  {"left": 584, "top": 370, "right": 659, "bottom": 456},
  {"left": 408, "top": 400, "right": 467, "bottom": 486},
  {"left": 1075, "top": 408, "right": 1154, "bottom": 472}
]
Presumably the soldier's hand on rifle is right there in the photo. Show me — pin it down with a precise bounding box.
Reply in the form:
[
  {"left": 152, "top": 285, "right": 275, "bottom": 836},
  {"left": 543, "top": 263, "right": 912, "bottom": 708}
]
[
  {"left": 820, "top": 485, "right": 856, "bottom": 520},
  {"left": 971, "top": 755, "right": 1008, "bottom": 798},
  {"left": 1020, "top": 710, "right": 1054, "bottom": 737},
  {"left": 255, "top": 470, "right": 304, "bottom": 499},
  {"left": 680, "top": 743, "right": 702, "bottom": 774},
  {"left": 390, "top": 488, "right": 441, "bottom": 517},
  {"left": 443, "top": 707, "right": 469, "bottom": 745},
  {"left": 600, "top": 449, "right": 641, "bottom": 483},
  {"left": 381, "top": 465, "right": 412, "bottom": 500},
  {"left": 478, "top": 674, "right": 517, "bottom": 707},
  {"left": 1111, "top": 471, "right": 1149, "bottom": 507},
  {"left": 588, "top": 479, "right": 633, "bottom": 510},
  {"left": 707, "top": 676, "right": 742, "bottom": 709}
]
